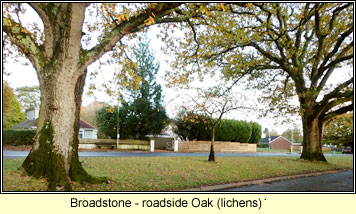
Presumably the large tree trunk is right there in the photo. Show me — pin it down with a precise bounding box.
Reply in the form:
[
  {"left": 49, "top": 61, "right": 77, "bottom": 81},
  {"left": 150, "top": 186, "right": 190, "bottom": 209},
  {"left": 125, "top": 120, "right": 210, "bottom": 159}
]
[
  {"left": 21, "top": 69, "right": 104, "bottom": 191},
  {"left": 300, "top": 106, "right": 327, "bottom": 162},
  {"left": 208, "top": 126, "right": 216, "bottom": 162},
  {"left": 20, "top": 4, "right": 107, "bottom": 191}
]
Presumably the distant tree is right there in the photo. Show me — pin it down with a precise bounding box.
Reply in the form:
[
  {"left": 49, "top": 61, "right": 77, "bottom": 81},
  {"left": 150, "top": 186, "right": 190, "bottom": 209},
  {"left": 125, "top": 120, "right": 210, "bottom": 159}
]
[
  {"left": 119, "top": 37, "right": 168, "bottom": 139},
  {"left": 95, "top": 106, "right": 118, "bottom": 139},
  {"left": 15, "top": 85, "right": 40, "bottom": 110},
  {"left": 323, "top": 113, "right": 353, "bottom": 148},
  {"left": 182, "top": 85, "right": 252, "bottom": 162},
  {"left": 282, "top": 126, "right": 303, "bottom": 144},
  {"left": 269, "top": 130, "right": 279, "bottom": 136},
  {"left": 263, "top": 128, "right": 269, "bottom": 138},
  {"left": 3, "top": 82, "right": 25, "bottom": 129},
  {"left": 80, "top": 101, "right": 104, "bottom": 127}
]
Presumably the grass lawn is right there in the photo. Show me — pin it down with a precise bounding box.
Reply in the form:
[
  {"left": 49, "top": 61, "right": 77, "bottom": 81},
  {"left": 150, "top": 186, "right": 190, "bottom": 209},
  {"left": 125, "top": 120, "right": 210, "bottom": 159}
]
[
  {"left": 3, "top": 156, "right": 353, "bottom": 191},
  {"left": 257, "top": 148, "right": 290, "bottom": 153}
]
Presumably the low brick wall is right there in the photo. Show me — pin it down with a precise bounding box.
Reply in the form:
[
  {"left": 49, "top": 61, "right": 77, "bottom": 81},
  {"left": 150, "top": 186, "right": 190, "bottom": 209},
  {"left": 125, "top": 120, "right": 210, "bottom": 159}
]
[
  {"left": 79, "top": 139, "right": 149, "bottom": 150},
  {"left": 178, "top": 141, "right": 256, "bottom": 153}
]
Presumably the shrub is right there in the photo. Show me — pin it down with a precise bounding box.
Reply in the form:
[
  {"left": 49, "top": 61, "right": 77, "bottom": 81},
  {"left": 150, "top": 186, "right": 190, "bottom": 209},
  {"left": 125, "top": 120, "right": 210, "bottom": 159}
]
[
  {"left": 248, "top": 122, "right": 262, "bottom": 143},
  {"left": 3, "top": 129, "right": 36, "bottom": 146},
  {"left": 174, "top": 112, "right": 262, "bottom": 143},
  {"left": 95, "top": 106, "right": 118, "bottom": 139},
  {"left": 257, "top": 143, "right": 269, "bottom": 148}
]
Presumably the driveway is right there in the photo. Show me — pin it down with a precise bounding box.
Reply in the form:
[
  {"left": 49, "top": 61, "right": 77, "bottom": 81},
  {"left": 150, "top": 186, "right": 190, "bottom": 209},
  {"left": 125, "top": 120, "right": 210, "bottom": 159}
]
[{"left": 2, "top": 150, "right": 351, "bottom": 158}]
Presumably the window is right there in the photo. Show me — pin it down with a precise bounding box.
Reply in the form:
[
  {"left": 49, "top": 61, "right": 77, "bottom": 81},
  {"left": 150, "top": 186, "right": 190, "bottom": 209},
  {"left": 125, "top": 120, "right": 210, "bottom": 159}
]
[{"left": 79, "top": 130, "right": 84, "bottom": 139}]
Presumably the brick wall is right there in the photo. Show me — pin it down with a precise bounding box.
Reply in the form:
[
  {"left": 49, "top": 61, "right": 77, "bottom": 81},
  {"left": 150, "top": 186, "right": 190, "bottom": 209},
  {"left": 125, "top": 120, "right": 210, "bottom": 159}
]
[
  {"left": 270, "top": 137, "right": 291, "bottom": 150},
  {"left": 178, "top": 141, "right": 256, "bottom": 153}
]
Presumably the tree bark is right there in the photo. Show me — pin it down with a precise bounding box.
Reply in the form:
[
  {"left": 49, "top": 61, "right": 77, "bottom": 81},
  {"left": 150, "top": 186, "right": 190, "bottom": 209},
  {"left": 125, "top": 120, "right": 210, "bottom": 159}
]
[
  {"left": 208, "top": 126, "right": 216, "bottom": 162},
  {"left": 300, "top": 106, "right": 327, "bottom": 162},
  {"left": 21, "top": 69, "right": 105, "bottom": 191}
]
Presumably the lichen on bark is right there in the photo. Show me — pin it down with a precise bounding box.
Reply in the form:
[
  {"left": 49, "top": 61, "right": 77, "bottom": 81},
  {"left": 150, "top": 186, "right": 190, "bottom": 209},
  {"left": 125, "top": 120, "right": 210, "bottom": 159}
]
[{"left": 22, "top": 121, "right": 71, "bottom": 191}]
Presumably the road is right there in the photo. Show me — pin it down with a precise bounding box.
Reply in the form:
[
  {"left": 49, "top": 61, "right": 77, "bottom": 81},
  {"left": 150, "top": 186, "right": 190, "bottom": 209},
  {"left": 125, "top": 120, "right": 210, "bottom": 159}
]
[
  {"left": 3, "top": 150, "right": 351, "bottom": 158},
  {"left": 218, "top": 170, "right": 354, "bottom": 192}
]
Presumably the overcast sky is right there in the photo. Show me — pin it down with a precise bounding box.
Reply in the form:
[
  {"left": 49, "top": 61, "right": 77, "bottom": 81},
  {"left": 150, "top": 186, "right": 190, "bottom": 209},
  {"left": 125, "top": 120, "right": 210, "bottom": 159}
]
[{"left": 6, "top": 3, "right": 351, "bottom": 136}]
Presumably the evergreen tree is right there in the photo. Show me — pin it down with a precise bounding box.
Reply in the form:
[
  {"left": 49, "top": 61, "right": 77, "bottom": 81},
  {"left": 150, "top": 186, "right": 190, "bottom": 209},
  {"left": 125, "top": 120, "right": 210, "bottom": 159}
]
[
  {"left": 119, "top": 37, "right": 168, "bottom": 139},
  {"left": 95, "top": 106, "right": 118, "bottom": 139}
]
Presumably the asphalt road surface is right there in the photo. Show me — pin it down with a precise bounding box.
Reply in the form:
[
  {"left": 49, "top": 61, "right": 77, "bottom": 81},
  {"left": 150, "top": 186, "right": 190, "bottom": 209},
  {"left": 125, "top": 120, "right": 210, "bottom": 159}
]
[
  {"left": 3, "top": 150, "right": 352, "bottom": 158},
  {"left": 218, "top": 170, "right": 354, "bottom": 192}
]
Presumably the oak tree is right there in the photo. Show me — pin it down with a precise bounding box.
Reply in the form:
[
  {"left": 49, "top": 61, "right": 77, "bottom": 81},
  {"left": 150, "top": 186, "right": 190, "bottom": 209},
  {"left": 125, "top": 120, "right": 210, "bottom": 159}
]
[
  {"left": 163, "top": 3, "right": 353, "bottom": 161},
  {"left": 3, "top": 2, "right": 193, "bottom": 190}
]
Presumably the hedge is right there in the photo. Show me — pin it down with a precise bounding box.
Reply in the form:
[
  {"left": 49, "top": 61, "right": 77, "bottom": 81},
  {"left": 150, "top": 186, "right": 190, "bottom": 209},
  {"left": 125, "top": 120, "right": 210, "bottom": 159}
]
[
  {"left": 257, "top": 143, "right": 270, "bottom": 148},
  {"left": 3, "top": 129, "right": 36, "bottom": 146},
  {"left": 174, "top": 112, "right": 262, "bottom": 143},
  {"left": 248, "top": 122, "right": 262, "bottom": 143}
]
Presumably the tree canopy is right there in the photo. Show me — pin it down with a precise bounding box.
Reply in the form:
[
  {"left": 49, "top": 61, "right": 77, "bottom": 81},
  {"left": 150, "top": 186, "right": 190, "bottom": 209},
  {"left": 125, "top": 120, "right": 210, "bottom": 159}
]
[
  {"left": 3, "top": 82, "right": 25, "bottom": 129},
  {"left": 323, "top": 113, "right": 353, "bottom": 147},
  {"left": 162, "top": 3, "right": 353, "bottom": 161},
  {"left": 15, "top": 85, "right": 40, "bottom": 110}
]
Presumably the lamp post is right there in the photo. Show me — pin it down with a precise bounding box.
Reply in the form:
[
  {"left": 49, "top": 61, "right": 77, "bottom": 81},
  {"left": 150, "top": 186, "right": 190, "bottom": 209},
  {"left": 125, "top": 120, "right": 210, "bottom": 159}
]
[
  {"left": 116, "top": 98, "right": 120, "bottom": 150},
  {"left": 290, "top": 127, "right": 293, "bottom": 153},
  {"left": 268, "top": 136, "right": 271, "bottom": 149}
]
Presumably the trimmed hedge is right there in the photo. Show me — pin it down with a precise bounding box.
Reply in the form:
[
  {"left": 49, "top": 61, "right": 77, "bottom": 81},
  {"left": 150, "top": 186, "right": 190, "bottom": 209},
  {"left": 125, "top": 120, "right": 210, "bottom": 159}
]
[
  {"left": 248, "top": 122, "right": 262, "bottom": 143},
  {"left": 3, "top": 129, "right": 36, "bottom": 146},
  {"left": 174, "top": 112, "right": 262, "bottom": 143},
  {"left": 257, "top": 143, "right": 270, "bottom": 148}
]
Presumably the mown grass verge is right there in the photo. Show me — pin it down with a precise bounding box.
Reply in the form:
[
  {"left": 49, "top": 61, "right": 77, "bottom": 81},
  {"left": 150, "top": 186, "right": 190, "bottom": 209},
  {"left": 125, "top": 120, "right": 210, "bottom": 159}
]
[{"left": 3, "top": 156, "right": 353, "bottom": 191}]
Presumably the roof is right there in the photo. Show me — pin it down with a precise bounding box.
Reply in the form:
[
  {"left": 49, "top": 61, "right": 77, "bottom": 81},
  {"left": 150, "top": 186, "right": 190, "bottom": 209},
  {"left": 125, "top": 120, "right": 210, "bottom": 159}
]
[
  {"left": 260, "top": 136, "right": 280, "bottom": 144},
  {"left": 79, "top": 119, "right": 96, "bottom": 129},
  {"left": 260, "top": 136, "right": 295, "bottom": 144},
  {"left": 11, "top": 119, "right": 38, "bottom": 129},
  {"left": 11, "top": 119, "right": 96, "bottom": 130}
]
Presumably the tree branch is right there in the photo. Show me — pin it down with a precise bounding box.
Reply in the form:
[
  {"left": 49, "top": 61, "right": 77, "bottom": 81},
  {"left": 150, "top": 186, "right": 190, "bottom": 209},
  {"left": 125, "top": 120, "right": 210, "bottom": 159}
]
[
  {"left": 311, "top": 19, "right": 353, "bottom": 88},
  {"left": 322, "top": 103, "right": 353, "bottom": 123},
  {"left": 80, "top": 3, "right": 181, "bottom": 70},
  {"left": 327, "top": 3, "right": 352, "bottom": 33},
  {"left": 311, "top": 4, "right": 326, "bottom": 80},
  {"left": 321, "top": 77, "right": 353, "bottom": 102},
  {"left": 28, "top": 3, "right": 54, "bottom": 59},
  {"left": 2, "top": 17, "right": 44, "bottom": 72}
]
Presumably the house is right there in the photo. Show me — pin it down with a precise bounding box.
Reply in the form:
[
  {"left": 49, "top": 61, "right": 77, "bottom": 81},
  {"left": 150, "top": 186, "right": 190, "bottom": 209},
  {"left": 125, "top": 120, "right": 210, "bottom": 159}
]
[
  {"left": 260, "top": 136, "right": 295, "bottom": 150},
  {"left": 12, "top": 108, "right": 98, "bottom": 139}
]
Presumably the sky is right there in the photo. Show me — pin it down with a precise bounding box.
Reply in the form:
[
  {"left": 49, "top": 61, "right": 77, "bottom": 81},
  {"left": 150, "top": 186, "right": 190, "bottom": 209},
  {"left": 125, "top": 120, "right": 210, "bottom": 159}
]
[
  {"left": 2, "top": 29, "right": 301, "bottom": 136},
  {"left": 4, "top": 3, "right": 352, "bottom": 137}
]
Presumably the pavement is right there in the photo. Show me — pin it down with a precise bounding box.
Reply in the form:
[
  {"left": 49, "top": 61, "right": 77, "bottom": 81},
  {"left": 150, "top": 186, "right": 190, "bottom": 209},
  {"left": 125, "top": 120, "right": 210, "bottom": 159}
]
[
  {"left": 182, "top": 170, "right": 354, "bottom": 192},
  {"left": 2, "top": 150, "right": 351, "bottom": 158}
]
